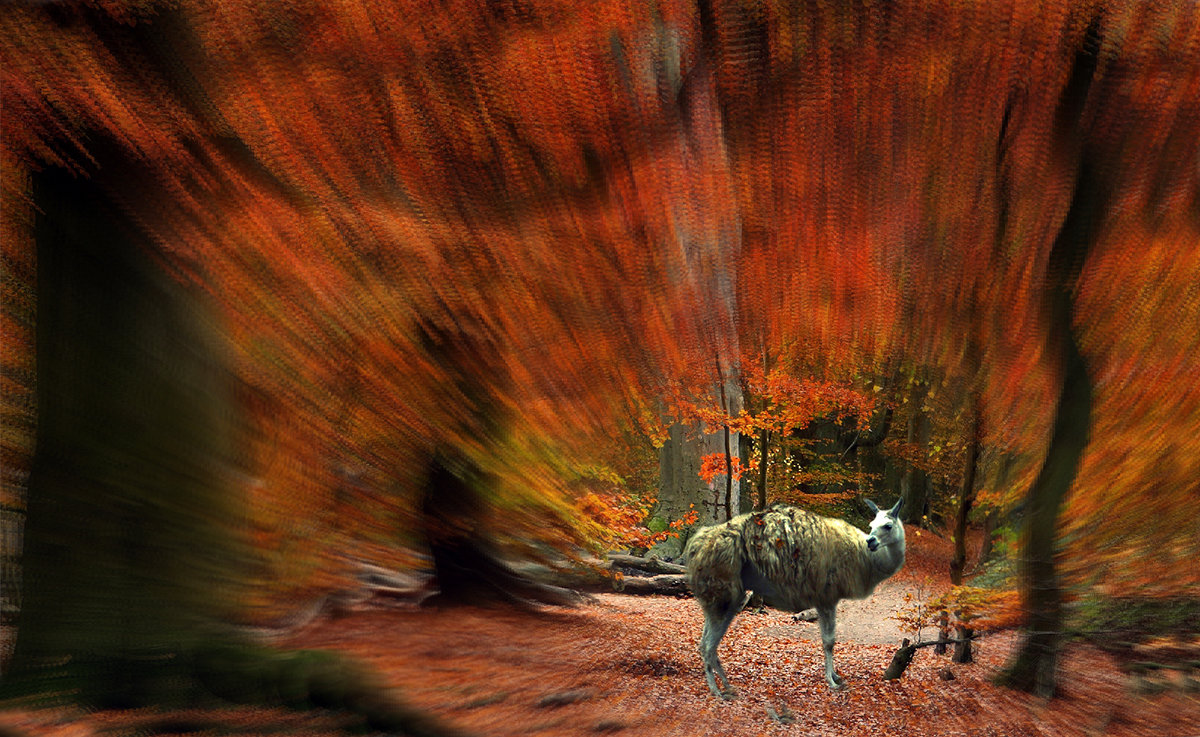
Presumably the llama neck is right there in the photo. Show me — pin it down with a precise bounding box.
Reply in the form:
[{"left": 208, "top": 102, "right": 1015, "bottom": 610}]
[{"left": 870, "top": 542, "right": 905, "bottom": 583}]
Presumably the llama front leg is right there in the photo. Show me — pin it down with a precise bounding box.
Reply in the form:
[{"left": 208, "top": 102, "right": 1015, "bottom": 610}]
[{"left": 816, "top": 605, "right": 846, "bottom": 690}]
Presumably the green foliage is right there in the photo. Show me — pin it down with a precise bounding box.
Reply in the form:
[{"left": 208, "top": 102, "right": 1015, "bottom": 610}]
[
  {"left": 1069, "top": 596, "right": 1200, "bottom": 643},
  {"left": 192, "top": 641, "right": 458, "bottom": 735}
]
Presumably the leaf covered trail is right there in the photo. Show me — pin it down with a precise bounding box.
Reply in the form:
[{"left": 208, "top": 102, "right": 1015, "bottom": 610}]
[
  {"left": 288, "top": 596, "right": 1194, "bottom": 737},
  {"left": 285, "top": 532, "right": 1197, "bottom": 737},
  {"left": 3, "top": 531, "right": 1196, "bottom": 736}
]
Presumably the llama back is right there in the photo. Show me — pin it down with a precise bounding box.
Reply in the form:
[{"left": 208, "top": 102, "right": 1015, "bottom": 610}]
[
  {"left": 739, "top": 506, "right": 873, "bottom": 611},
  {"left": 684, "top": 522, "right": 746, "bottom": 610}
]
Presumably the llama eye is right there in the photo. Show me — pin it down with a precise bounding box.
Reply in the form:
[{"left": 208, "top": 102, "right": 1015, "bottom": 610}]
[{"left": 883, "top": 524, "right": 892, "bottom": 531}]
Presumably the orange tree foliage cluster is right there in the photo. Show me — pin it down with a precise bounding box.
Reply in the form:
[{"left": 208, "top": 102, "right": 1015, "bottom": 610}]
[
  {"left": 2, "top": 0, "right": 1198, "bottom": 606},
  {"left": 684, "top": 367, "right": 880, "bottom": 500},
  {"left": 894, "top": 584, "right": 1026, "bottom": 640},
  {"left": 570, "top": 462, "right": 699, "bottom": 552}
]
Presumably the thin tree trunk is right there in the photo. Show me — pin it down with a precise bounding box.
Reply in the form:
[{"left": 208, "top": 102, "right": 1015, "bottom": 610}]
[
  {"left": 722, "top": 425, "right": 733, "bottom": 521},
  {"left": 901, "top": 380, "right": 930, "bottom": 526},
  {"left": 950, "top": 395, "right": 983, "bottom": 585},
  {"left": 756, "top": 427, "right": 769, "bottom": 510}
]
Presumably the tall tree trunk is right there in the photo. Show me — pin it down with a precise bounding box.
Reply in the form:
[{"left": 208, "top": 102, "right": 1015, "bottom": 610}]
[
  {"left": 993, "top": 283, "right": 1092, "bottom": 697},
  {"left": 716, "top": 358, "right": 734, "bottom": 522},
  {"left": 7, "top": 155, "right": 243, "bottom": 707},
  {"left": 996, "top": 18, "right": 1105, "bottom": 697}
]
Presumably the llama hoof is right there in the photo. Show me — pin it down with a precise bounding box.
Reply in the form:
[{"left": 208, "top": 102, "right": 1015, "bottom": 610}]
[
  {"left": 719, "top": 687, "right": 739, "bottom": 701},
  {"left": 827, "top": 674, "right": 847, "bottom": 690}
]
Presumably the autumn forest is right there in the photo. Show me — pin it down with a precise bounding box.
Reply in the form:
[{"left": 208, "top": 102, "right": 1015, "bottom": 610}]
[{"left": 1, "top": 1, "right": 1199, "bottom": 735}]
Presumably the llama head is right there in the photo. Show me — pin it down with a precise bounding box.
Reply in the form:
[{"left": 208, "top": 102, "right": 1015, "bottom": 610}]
[{"left": 864, "top": 498, "right": 905, "bottom": 552}]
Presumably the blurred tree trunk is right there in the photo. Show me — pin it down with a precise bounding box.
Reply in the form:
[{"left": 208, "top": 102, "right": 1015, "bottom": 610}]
[
  {"left": 418, "top": 450, "right": 582, "bottom": 610},
  {"left": 996, "top": 19, "right": 1104, "bottom": 697},
  {"left": 6, "top": 157, "right": 244, "bottom": 707},
  {"left": 415, "top": 322, "right": 582, "bottom": 608}
]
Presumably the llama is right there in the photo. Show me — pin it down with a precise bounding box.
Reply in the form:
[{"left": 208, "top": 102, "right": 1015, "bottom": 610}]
[{"left": 685, "top": 498, "right": 905, "bottom": 697}]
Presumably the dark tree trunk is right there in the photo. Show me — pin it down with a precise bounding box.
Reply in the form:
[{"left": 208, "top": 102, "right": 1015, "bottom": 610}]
[
  {"left": 419, "top": 451, "right": 582, "bottom": 611},
  {"left": 900, "top": 381, "right": 931, "bottom": 526},
  {"left": 414, "top": 322, "right": 581, "bottom": 609},
  {"left": 7, "top": 154, "right": 243, "bottom": 707},
  {"left": 934, "top": 610, "right": 950, "bottom": 656},
  {"left": 883, "top": 639, "right": 917, "bottom": 680},
  {"left": 755, "top": 427, "right": 769, "bottom": 510},
  {"left": 953, "top": 627, "right": 974, "bottom": 664},
  {"left": 950, "top": 396, "right": 983, "bottom": 585},
  {"left": 996, "top": 18, "right": 1105, "bottom": 697},
  {"left": 993, "top": 288, "right": 1093, "bottom": 697}
]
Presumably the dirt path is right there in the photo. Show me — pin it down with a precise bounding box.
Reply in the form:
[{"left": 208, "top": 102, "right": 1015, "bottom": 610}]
[{"left": 762, "top": 576, "right": 938, "bottom": 645}]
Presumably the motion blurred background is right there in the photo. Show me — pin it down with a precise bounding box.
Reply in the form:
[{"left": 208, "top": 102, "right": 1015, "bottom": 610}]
[{"left": 1, "top": 0, "right": 1198, "bottom": 724}]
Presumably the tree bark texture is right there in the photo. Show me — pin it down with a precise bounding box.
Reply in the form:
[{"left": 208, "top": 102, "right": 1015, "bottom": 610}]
[
  {"left": 655, "top": 413, "right": 740, "bottom": 557},
  {"left": 883, "top": 640, "right": 916, "bottom": 680},
  {"left": 607, "top": 554, "right": 687, "bottom": 575},
  {"left": 953, "top": 627, "right": 975, "bottom": 664}
]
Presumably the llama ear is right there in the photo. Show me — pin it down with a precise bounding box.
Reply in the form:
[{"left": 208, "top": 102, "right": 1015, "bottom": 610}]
[
  {"left": 889, "top": 497, "right": 904, "bottom": 517},
  {"left": 865, "top": 499, "right": 879, "bottom": 515}
]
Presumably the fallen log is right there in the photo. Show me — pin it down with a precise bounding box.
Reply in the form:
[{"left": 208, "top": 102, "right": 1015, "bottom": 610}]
[
  {"left": 616, "top": 574, "right": 690, "bottom": 597},
  {"left": 606, "top": 553, "right": 687, "bottom": 575}
]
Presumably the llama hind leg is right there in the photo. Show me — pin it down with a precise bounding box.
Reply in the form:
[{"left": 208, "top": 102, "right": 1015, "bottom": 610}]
[
  {"left": 698, "top": 616, "right": 725, "bottom": 698},
  {"left": 816, "top": 605, "right": 846, "bottom": 689},
  {"left": 699, "top": 600, "right": 741, "bottom": 699}
]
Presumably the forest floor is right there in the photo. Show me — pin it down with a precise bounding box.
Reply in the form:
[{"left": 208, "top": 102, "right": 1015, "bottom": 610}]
[{"left": 3, "top": 529, "right": 1199, "bottom": 737}]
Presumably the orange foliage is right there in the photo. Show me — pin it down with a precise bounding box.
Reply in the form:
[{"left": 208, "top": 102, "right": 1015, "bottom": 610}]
[
  {"left": 2, "top": 0, "right": 1198, "bottom": 607},
  {"left": 577, "top": 491, "right": 698, "bottom": 551},
  {"left": 698, "top": 453, "right": 754, "bottom": 484},
  {"left": 895, "top": 585, "right": 1025, "bottom": 638}
]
